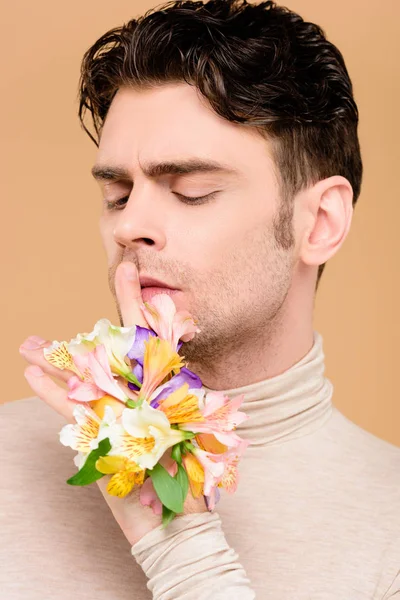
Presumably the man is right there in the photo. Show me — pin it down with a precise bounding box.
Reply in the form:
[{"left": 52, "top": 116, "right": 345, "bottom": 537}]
[{"left": 3, "top": 0, "right": 399, "bottom": 598}]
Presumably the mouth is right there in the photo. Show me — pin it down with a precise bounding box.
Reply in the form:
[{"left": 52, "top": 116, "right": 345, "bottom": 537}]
[
  {"left": 138, "top": 275, "right": 181, "bottom": 303},
  {"left": 140, "top": 286, "right": 181, "bottom": 303},
  {"left": 139, "top": 275, "right": 178, "bottom": 289}
]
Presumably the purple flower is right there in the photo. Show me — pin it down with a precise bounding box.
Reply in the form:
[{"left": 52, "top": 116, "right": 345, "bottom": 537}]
[
  {"left": 150, "top": 366, "right": 203, "bottom": 408},
  {"left": 127, "top": 325, "right": 157, "bottom": 366},
  {"left": 127, "top": 362, "right": 143, "bottom": 392},
  {"left": 205, "top": 487, "right": 220, "bottom": 511}
]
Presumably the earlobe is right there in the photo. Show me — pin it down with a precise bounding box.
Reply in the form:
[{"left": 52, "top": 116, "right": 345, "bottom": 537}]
[{"left": 301, "top": 176, "right": 353, "bottom": 267}]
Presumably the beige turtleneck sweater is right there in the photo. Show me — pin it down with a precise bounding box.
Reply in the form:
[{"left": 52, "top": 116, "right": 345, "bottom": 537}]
[{"left": 1, "top": 332, "right": 400, "bottom": 598}]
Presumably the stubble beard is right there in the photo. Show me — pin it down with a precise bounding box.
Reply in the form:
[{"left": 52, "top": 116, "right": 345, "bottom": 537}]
[
  {"left": 110, "top": 197, "right": 295, "bottom": 381},
  {"left": 177, "top": 209, "right": 296, "bottom": 379}
]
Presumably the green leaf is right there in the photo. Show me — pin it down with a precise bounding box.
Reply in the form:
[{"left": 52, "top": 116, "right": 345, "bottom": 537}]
[
  {"left": 67, "top": 438, "right": 111, "bottom": 486},
  {"left": 171, "top": 443, "right": 182, "bottom": 464},
  {"left": 162, "top": 504, "right": 176, "bottom": 528},
  {"left": 149, "top": 463, "right": 184, "bottom": 513},
  {"left": 175, "top": 463, "right": 189, "bottom": 504}
]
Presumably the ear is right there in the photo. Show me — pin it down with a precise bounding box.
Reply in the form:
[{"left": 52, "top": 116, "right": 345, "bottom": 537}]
[{"left": 300, "top": 176, "right": 354, "bottom": 268}]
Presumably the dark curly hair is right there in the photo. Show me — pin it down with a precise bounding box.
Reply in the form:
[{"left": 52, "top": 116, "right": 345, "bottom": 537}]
[{"left": 78, "top": 0, "right": 363, "bottom": 287}]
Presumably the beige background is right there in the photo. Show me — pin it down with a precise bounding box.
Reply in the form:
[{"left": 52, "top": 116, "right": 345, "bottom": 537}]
[{"left": 2, "top": 1, "right": 399, "bottom": 446}]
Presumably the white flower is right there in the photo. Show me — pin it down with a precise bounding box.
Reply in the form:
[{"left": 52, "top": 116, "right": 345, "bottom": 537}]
[
  {"left": 68, "top": 319, "right": 136, "bottom": 378},
  {"left": 59, "top": 404, "right": 117, "bottom": 468},
  {"left": 110, "top": 401, "right": 186, "bottom": 470}
]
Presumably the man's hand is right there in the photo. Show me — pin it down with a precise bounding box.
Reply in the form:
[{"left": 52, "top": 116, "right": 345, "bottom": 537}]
[{"left": 19, "top": 261, "right": 208, "bottom": 546}]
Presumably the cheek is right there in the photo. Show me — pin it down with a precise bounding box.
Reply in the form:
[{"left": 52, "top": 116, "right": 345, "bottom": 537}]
[
  {"left": 176, "top": 204, "right": 263, "bottom": 272},
  {"left": 99, "top": 216, "right": 119, "bottom": 266}
]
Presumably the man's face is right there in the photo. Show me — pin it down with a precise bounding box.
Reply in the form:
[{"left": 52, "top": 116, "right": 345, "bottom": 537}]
[{"left": 94, "top": 83, "right": 297, "bottom": 380}]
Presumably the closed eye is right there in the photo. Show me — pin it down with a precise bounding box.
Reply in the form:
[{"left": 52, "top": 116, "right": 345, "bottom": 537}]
[
  {"left": 104, "top": 191, "right": 218, "bottom": 210},
  {"left": 173, "top": 191, "right": 218, "bottom": 205}
]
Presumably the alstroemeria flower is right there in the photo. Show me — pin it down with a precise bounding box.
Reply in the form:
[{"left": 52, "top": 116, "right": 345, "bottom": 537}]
[
  {"left": 95, "top": 455, "right": 145, "bottom": 498},
  {"left": 43, "top": 341, "right": 85, "bottom": 379},
  {"left": 128, "top": 363, "right": 202, "bottom": 401},
  {"left": 191, "top": 448, "right": 225, "bottom": 502},
  {"left": 193, "top": 440, "right": 249, "bottom": 510},
  {"left": 195, "top": 432, "right": 229, "bottom": 454},
  {"left": 138, "top": 336, "right": 184, "bottom": 402},
  {"left": 126, "top": 325, "right": 157, "bottom": 392},
  {"left": 127, "top": 325, "right": 157, "bottom": 366},
  {"left": 140, "top": 294, "right": 201, "bottom": 351},
  {"left": 109, "top": 401, "right": 187, "bottom": 470},
  {"left": 157, "top": 382, "right": 204, "bottom": 424},
  {"left": 181, "top": 391, "right": 248, "bottom": 447},
  {"left": 68, "top": 318, "right": 136, "bottom": 380},
  {"left": 148, "top": 367, "right": 203, "bottom": 407},
  {"left": 59, "top": 404, "right": 117, "bottom": 469},
  {"left": 66, "top": 344, "right": 129, "bottom": 403},
  {"left": 182, "top": 452, "right": 206, "bottom": 499}
]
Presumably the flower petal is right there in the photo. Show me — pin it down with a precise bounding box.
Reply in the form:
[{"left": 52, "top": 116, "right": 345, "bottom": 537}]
[
  {"left": 96, "top": 455, "right": 127, "bottom": 474},
  {"left": 106, "top": 471, "right": 136, "bottom": 498},
  {"left": 127, "top": 326, "right": 157, "bottom": 365}
]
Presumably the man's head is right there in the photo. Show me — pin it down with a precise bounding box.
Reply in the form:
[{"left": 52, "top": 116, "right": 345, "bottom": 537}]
[{"left": 79, "top": 0, "right": 361, "bottom": 381}]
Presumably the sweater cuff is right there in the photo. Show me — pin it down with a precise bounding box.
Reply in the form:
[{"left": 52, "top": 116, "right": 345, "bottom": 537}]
[{"left": 131, "top": 511, "right": 256, "bottom": 599}]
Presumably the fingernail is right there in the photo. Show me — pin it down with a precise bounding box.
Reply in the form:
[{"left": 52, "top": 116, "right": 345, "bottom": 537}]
[
  {"left": 26, "top": 365, "right": 44, "bottom": 377},
  {"left": 30, "top": 335, "right": 47, "bottom": 344},
  {"left": 19, "top": 338, "right": 45, "bottom": 352}
]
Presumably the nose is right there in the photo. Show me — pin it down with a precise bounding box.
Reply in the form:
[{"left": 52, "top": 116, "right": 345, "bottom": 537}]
[{"left": 112, "top": 186, "right": 167, "bottom": 251}]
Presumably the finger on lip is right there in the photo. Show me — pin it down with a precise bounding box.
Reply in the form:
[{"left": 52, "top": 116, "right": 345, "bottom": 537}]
[{"left": 115, "top": 261, "right": 148, "bottom": 328}]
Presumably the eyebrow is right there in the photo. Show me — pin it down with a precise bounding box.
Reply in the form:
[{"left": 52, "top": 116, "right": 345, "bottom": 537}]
[{"left": 91, "top": 158, "right": 239, "bottom": 181}]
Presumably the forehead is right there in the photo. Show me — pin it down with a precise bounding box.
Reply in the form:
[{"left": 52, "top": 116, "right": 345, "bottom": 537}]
[{"left": 95, "top": 83, "right": 275, "bottom": 180}]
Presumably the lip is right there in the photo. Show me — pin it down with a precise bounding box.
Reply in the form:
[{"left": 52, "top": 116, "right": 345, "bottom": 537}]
[
  {"left": 141, "top": 286, "right": 181, "bottom": 303},
  {"left": 139, "top": 275, "right": 179, "bottom": 290}
]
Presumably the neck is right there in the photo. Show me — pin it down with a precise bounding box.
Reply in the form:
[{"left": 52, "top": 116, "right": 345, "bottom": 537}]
[
  {"left": 201, "top": 329, "right": 334, "bottom": 446},
  {"left": 191, "top": 283, "right": 315, "bottom": 391}
]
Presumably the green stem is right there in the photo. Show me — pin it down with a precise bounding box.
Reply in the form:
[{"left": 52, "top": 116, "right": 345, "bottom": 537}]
[
  {"left": 126, "top": 397, "right": 144, "bottom": 409},
  {"left": 125, "top": 371, "right": 142, "bottom": 388}
]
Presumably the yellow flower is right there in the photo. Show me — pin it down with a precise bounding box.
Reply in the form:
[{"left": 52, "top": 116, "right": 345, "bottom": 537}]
[
  {"left": 95, "top": 455, "right": 145, "bottom": 498},
  {"left": 158, "top": 383, "right": 204, "bottom": 424},
  {"left": 139, "top": 336, "right": 184, "bottom": 401},
  {"left": 182, "top": 452, "right": 205, "bottom": 498},
  {"left": 44, "top": 341, "right": 84, "bottom": 379}
]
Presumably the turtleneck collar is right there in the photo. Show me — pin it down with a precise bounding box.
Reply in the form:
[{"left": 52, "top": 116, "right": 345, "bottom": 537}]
[{"left": 201, "top": 331, "right": 333, "bottom": 446}]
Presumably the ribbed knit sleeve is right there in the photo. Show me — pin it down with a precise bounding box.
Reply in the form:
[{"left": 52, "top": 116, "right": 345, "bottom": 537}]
[{"left": 131, "top": 511, "right": 256, "bottom": 599}]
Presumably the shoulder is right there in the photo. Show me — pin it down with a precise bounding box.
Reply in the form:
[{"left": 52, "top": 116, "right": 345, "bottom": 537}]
[
  {"left": 329, "top": 406, "right": 400, "bottom": 466},
  {"left": 326, "top": 407, "right": 400, "bottom": 506}
]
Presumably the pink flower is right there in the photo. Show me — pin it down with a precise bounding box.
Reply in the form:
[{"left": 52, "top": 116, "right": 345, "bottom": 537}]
[
  {"left": 140, "top": 294, "right": 201, "bottom": 350},
  {"left": 67, "top": 344, "right": 128, "bottom": 403},
  {"left": 193, "top": 440, "right": 249, "bottom": 510},
  {"left": 182, "top": 391, "right": 248, "bottom": 447}
]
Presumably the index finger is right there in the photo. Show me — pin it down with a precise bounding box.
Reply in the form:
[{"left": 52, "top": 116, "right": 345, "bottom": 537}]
[
  {"left": 24, "top": 365, "right": 78, "bottom": 423},
  {"left": 115, "top": 262, "right": 148, "bottom": 329}
]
